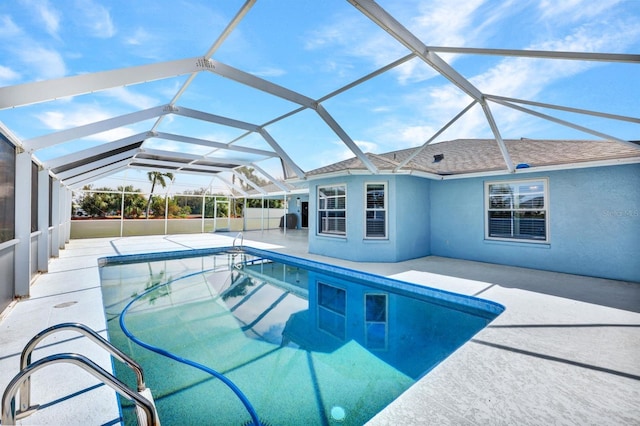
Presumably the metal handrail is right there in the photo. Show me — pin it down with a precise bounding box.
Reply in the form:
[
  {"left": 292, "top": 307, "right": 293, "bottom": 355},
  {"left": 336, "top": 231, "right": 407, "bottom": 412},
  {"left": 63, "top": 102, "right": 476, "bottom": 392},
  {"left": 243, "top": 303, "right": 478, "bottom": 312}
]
[
  {"left": 18, "top": 322, "right": 146, "bottom": 416},
  {"left": 232, "top": 232, "right": 243, "bottom": 251},
  {"left": 1, "top": 353, "right": 157, "bottom": 426}
]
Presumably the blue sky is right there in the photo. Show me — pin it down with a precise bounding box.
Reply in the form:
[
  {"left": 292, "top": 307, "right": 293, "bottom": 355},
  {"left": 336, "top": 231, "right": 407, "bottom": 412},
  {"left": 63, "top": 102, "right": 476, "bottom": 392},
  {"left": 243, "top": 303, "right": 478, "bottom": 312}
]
[{"left": 0, "top": 0, "right": 638, "bottom": 193}]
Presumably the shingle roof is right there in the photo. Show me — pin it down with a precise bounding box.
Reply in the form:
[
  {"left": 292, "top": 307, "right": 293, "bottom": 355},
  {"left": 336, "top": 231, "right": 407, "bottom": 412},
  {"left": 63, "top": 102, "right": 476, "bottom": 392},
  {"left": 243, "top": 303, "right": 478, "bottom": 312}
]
[{"left": 306, "top": 139, "right": 640, "bottom": 177}]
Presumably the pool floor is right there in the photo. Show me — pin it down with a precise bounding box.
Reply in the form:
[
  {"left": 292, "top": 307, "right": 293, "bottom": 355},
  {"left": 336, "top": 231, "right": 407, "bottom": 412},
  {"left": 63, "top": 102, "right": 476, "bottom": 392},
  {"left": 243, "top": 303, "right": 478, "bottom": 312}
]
[{"left": 100, "top": 250, "right": 502, "bottom": 425}]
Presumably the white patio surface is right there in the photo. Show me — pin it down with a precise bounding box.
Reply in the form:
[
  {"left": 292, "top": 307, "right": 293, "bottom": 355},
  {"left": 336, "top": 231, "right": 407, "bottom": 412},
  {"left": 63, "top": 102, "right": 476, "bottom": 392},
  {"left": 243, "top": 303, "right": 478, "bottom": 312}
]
[{"left": 1, "top": 230, "right": 638, "bottom": 425}]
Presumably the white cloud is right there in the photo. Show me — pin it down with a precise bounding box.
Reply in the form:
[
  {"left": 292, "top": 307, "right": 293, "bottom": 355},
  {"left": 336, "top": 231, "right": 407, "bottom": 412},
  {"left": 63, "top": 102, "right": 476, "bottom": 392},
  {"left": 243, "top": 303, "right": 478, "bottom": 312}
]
[
  {"left": 102, "top": 87, "right": 157, "bottom": 110},
  {"left": 303, "top": 0, "right": 492, "bottom": 85},
  {"left": 538, "top": 0, "right": 622, "bottom": 22},
  {"left": 124, "top": 27, "right": 150, "bottom": 46},
  {"left": 22, "top": 0, "right": 61, "bottom": 38},
  {"left": 75, "top": 0, "right": 115, "bottom": 38},
  {"left": 314, "top": 139, "right": 379, "bottom": 168},
  {"left": 0, "top": 65, "right": 20, "bottom": 85},
  {"left": 411, "top": 0, "right": 486, "bottom": 45},
  {"left": 0, "top": 15, "right": 22, "bottom": 38},
  {"left": 37, "top": 106, "right": 136, "bottom": 141},
  {"left": 304, "top": 15, "right": 405, "bottom": 70},
  {"left": 0, "top": 11, "right": 66, "bottom": 80},
  {"left": 39, "top": 109, "right": 105, "bottom": 130},
  {"left": 18, "top": 46, "right": 66, "bottom": 79},
  {"left": 386, "top": 0, "right": 640, "bottom": 141}
]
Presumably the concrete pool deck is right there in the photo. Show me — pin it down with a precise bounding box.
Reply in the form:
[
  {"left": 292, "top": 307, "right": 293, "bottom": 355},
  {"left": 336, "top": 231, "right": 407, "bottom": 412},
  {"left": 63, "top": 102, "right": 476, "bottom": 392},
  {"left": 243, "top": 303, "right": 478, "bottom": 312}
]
[{"left": 1, "top": 230, "right": 639, "bottom": 425}]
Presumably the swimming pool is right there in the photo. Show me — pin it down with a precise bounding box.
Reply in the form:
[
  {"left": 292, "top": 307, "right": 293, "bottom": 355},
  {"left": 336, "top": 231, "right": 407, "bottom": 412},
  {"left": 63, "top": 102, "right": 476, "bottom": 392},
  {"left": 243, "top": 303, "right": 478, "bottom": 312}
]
[{"left": 99, "top": 247, "right": 504, "bottom": 425}]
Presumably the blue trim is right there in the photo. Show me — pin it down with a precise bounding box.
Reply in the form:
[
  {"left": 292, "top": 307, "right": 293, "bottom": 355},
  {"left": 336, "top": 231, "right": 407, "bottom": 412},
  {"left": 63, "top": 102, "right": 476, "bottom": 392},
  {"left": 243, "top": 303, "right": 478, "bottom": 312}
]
[
  {"left": 100, "top": 246, "right": 505, "bottom": 320},
  {"left": 244, "top": 247, "right": 505, "bottom": 319}
]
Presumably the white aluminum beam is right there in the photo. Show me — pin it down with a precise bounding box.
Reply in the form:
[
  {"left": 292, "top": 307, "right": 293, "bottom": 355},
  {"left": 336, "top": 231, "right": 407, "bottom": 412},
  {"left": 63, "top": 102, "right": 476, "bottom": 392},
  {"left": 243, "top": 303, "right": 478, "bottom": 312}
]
[
  {"left": 129, "top": 158, "right": 184, "bottom": 169},
  {"left": 481, "top": 102, "right": 514, "bottom": 172},
  {"left": 136, "top": 148, "right": 252, "bottom": 167},
  {"left": 230, "top": 170, "right": 267, "bottom": 195},
  {"left": 249, "top": 163, "right": 290, "bottom": 192},
  {"left": 0, "top": 121, "right": 24, "bottom": 150},
  {"left": 205, "top": 0, "right": 256, "bottom": 57},
  {"left": 137, "top": 147, "right": 209, "bottom": 163},
  {"left": 258, "top": 129, "right": 306, "bottom": 178},
  {"left": 0, "top": 57, "right": 208, "bottom": 110},
  {"left": 43, "top": 132, "right": 150, "bottom": 169},
  {"left": 422, "top": 46, "right": 640, "bottom": 63},
  {"left": 485, "top": 94, "right": 640, "bottom": 124},
  {"left": 207, "top": 59, "right": 317, "bottom": 109},
  {"left": 50, "top": 179, "right": 60, "bottom": 257},
  {"left": 348, "top": 0, "right": 516, "bottom": 171},
  {"left": 315, "top": 104, "right": 379, "bottom": 174},
  {"left": 490, "top": 98, "right": 637, "bottom": 148},
  {"left": 349, "top": 0, "right": 515, "bottom": 172},
  {"left": 24, "top": 106, "right": 167, "bottom": 152},
  {"left": 14, "top": 151, "right": 31, "bottom": 296},
  {"left": 54, "top": 148, "right": 139, "bottom": 180},
  {"left": 395, "top": 100, "right": 478, "bottom": 172},
  {"left": 131, "top": 165, "right": 225, "bottom": 180},
  {"left": 173, "top": 106, "right": 260, "bottom": 132},
  {"left": 213, "top": 174, "right": 248, "bottom": 197},
  {"left": 319, "top": 53, "right": 416, "bottom": 103},
  {"left": 64, "top": 161, "right": 129, "bottom": 187},
  {"left": 152, "top": 0, "right": 257, "bottom": 132},
  {"left": 37, "top": 167, "right": 50, "bottom": 272},
  {"left": 130, "top": 157, "right": 231, "bottom": 173},
  {"left": 154, "top": 132, "right": 277, "bottom": 157},
  {"left": 348, "top": 0, "right": 483, "bottom": 101},
  {"left": 254, "top": 54, "right": 416, "bottom": 130}
]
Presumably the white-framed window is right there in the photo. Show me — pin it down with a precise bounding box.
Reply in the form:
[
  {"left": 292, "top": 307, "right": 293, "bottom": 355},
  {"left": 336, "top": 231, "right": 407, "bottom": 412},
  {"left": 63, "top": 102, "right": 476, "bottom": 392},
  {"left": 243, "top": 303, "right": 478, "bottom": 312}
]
[
  {"left": 364, "top": 182, "right": 387, "bottom": 239},
  {"left": 485, "top": 178, "right": 549, "bottom": 243},
  {"left": 318, "top": 184, "right": 346, "bottom": 236},
  {"left": 364, "top": 293, "right": 387, "bottom": 350}
]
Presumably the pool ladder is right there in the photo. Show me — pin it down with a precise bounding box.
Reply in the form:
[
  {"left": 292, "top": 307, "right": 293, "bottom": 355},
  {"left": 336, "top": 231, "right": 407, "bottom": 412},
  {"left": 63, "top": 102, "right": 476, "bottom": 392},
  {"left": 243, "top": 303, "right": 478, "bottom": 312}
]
[
  {"left": 232, "top": 231, "right": 244, "bottom": 251},
  {"left": 1, "top": 322, "right": 160, "bottom": 426}
]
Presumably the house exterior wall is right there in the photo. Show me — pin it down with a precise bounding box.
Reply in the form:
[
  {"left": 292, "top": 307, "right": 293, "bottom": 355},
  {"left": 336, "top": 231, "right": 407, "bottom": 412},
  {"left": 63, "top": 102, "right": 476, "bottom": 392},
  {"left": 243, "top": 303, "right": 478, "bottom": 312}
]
[
  {"left": 394, "top": 175, "right": 431, "bottom": 260},
  {"left": 308, "top": 163, "right": 639, "bottom": 282},
  {"left": 308, "top": 175, "right": 430, "bottom": 262},
  {"left": 430, "top": 164, "right": 640, "bottom": 282}
]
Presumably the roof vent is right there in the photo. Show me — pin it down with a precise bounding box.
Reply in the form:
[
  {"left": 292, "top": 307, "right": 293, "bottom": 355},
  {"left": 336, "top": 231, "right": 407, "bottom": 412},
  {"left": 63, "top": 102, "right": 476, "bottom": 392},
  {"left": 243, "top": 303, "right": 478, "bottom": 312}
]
[{"left": 433, "top": 154, "right": 444, "bottom": 163}]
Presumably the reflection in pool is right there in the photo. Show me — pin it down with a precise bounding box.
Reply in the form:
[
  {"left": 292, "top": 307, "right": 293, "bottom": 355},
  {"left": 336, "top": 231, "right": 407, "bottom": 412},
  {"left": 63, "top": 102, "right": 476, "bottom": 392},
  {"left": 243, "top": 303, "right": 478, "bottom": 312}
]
[{"left": 99, "top": 247, "right": 504, "bottom": 425}]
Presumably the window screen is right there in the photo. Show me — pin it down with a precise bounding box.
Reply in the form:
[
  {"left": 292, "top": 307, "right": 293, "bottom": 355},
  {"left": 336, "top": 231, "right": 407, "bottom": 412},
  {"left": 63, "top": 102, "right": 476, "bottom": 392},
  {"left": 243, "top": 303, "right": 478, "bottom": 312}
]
[{"left": 0, "top": 135, "right": 16, "bottom": 243}]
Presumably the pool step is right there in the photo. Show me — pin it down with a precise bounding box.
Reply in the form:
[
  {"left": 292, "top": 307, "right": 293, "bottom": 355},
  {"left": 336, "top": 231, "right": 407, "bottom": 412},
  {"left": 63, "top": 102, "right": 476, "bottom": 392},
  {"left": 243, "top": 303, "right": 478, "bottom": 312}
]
[{"left": 136, "top": 387, "right": 161, "bottom": 425}]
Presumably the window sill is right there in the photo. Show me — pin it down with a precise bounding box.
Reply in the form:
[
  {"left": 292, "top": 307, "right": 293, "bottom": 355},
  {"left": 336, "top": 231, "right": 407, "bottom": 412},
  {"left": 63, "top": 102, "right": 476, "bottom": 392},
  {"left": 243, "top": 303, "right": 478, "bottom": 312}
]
[
  {"left": 484, "top": 239, "right": 550, "bottom": 249},
  {"left": 316, "top": 233, "right": 347, "bottom": 240},
  {"left": 0, "top": 238, "right": 19, "bottom": 251}
]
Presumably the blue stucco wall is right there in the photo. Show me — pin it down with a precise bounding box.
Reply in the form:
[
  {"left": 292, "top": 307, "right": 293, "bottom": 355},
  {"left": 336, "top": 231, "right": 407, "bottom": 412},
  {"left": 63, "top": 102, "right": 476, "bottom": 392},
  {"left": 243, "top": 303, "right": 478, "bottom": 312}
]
[
  {"left": 308, "top": 164, "right": 639, "bottom": 281},
  {"left": 430, "top": 164, "right": 640, "bottom": 282},
  {"left": 308, "top": 175, "right": 430, "bottom": 262},
  {"left": 394, "top": 175, "right": 431, "bottom": 260}
]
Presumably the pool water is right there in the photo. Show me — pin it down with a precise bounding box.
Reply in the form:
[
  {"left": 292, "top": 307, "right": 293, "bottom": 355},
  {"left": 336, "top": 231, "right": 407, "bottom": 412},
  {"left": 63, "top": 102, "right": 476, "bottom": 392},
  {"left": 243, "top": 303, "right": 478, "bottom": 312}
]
[{"left": 99, "top": 247, "right": 504, "bottom": 425}]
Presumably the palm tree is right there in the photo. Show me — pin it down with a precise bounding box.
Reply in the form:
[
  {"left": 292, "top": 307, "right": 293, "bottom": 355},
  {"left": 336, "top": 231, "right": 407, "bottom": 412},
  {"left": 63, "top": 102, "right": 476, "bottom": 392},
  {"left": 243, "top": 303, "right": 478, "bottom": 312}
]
[{"left": 145, "top": 171, "right": 174, "bottom": 219}]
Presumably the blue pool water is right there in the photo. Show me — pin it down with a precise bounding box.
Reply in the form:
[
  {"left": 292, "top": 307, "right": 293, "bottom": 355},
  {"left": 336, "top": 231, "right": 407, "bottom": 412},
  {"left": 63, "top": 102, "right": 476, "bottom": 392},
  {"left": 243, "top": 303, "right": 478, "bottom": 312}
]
[{"left": 99, "top": 247, "right": 504, "bottom": 425}]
